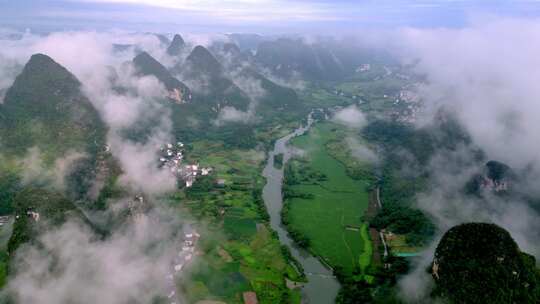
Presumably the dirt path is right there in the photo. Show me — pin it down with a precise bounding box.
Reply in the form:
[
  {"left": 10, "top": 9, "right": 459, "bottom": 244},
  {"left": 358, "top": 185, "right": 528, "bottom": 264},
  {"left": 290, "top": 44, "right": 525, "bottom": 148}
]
[
  {"left": 340, "top": 209, "right": 357, "bottom": 268},
  {"left": 369, "top": 228, "right": 382, "bottom": 265},
  {"left": 367, "top": 188, "right": 383, "bottom": 265}
]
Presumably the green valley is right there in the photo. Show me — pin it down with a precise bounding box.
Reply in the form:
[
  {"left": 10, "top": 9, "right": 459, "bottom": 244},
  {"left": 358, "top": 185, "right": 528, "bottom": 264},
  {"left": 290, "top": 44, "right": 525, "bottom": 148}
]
[
  {"left": 172, "top": 129, "right": 306, "bottom": 304},
  {"left": 282, "top": 122, "right": 373, "bottom": 275},
  {"left": 0, "top": 25, "right": 538, "bottom": 304}
]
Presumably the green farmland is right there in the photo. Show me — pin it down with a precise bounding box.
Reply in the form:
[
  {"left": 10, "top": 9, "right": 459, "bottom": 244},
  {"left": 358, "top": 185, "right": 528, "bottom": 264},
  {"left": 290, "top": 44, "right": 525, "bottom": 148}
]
[{"left": 283, "top": 122, "right": 373, "bottom": 275}]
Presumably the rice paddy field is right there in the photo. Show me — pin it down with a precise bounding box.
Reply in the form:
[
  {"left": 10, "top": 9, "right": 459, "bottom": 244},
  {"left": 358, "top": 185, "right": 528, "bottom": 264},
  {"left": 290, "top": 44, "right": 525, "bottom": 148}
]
[{"left": 284, "top": 122, "right": 373, "bottom": 275}]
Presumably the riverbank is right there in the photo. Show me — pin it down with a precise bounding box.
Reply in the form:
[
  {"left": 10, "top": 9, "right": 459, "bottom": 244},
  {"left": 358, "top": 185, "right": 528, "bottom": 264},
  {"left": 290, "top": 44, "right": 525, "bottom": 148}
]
[
  {"left": 282, "top": 122, "right": 373, "bottom": 278},
  {"left": 262, "top": 116, "right": 341, "bottom": 304},
  {"left": 176, "top": 136, "right": 305, "bottom": 303}
]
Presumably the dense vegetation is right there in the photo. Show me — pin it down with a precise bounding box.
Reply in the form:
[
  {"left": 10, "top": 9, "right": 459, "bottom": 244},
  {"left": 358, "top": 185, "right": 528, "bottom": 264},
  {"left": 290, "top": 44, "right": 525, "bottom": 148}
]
[
  {"left": 432, "top": 223, "right": 540, "bottom": 304},
  {"left": 362, "top": 121, "right": 435, "bottom": 246},
  {"left": 282, "top": 123, "right": 372, "bottom": 274},
  {"left": 7, "top": 187, "right": 85, "bottom": 254},
  {"left": 2, "top": 34, "right": 537, "bottom": 304},
  {"left": 0, "top": 54, "right": 105, "bottom": 162},
  {"left": 176, "top": 139, "right": 305, "bottom": 303},
  {"left": 133, "top": 51, "right": 190, "bottom": 94},
  {"left": 175, "top": 45, "right": 251, "bottom": 111},
  {"left": 273, "top": 153, "right": 283, "bottom": 169},
  {"left": 485, "top": 160, "right": 513, "bottom": 181},
  {"left": 0, "top": 173, "right": 20, "bottom": 216}
]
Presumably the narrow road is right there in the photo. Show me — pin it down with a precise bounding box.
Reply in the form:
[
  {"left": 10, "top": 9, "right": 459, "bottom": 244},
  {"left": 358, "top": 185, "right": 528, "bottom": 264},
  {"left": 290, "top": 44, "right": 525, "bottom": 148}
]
[
  {"left": 373, "top": 187, "right": 388, "bottom": 257},
  {"left": 379, "top": 231, "right": 388, "bottom": 258},
  {"left": 367, "top": 187, "right": 387, "bottom": 264},
  {"left": 375, "top": 187, "right": 382, "bottom": 209}
]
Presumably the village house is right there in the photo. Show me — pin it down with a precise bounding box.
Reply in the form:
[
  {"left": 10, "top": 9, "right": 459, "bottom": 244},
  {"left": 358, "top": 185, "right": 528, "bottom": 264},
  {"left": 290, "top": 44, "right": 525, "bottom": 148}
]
[
  {"left": 356, "top": 63, "right": 371, "bottom": 72},
  {"left": 27, "top": 211, "right": 40, "bottom": 222},
  {"left": 201, "top": 167, "right": 212, "bottom": 176},
  {"left": 159, "top": 142, "right": 212, "bottom": 188}
]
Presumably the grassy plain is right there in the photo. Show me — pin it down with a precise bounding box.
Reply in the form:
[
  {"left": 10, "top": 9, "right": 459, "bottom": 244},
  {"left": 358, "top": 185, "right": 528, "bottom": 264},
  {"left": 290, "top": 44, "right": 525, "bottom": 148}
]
[{"left": 284, "top": 122, "right": 373, "bottom": 274}]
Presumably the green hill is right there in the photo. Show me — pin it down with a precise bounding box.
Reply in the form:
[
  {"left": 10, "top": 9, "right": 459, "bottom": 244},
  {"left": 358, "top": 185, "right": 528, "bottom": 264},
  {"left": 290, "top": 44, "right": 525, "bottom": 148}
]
[
  {"left": 0, "top": 53, "right": 111, "bottom": 217},
  {"left": 133, "top": 51, "right": 191, "bottom": 103},
  {"left": 432, "top": 223, "right": 540, "bottom": 303},
  {"left": 254, "top": 38, "right": 394, "bottom": 81},
  {"left": 213, "top": 42, "right": 253, "bottom": 66},
  {"left": 0, "top": 53, "right": 105, "bottom": 162},
  {"left": 214, "top": 43, "right": 300, "bottom": 114},
  {"left": 238, "top": 67, "right": 299, "bottom": 111},
  {"left": 7, "top": 187, "right": 87, "bottom": 254},
  {"left": 254, "top": 38, "right": 344, "bottom": 81},
  {"left": 174, "top": 45, "right": 251, "bottom": 111},
  {"left": 167, "top": 34, "right": 186, "bottom": 56}
]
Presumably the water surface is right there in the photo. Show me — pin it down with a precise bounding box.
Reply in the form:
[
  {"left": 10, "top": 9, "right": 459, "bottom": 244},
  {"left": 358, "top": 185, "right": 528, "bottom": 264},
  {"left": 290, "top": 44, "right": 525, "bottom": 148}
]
[{"left": 262, "top": 118, "right": 340, "bottom": 304}]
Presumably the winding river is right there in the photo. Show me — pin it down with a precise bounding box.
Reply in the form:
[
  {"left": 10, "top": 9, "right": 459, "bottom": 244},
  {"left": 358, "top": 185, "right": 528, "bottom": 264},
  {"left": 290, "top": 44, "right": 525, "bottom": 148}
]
[{"left": 262, "top": 116, "right": 340, "bottom": 304}]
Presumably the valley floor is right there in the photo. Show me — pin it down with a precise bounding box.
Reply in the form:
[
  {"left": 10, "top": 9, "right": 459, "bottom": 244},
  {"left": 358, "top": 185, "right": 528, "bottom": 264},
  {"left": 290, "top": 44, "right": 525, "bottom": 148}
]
[
  {"left": 283, "top": 122, "right": 374, "bottom": 277},
  {"left": 172, "top": 124, "right": 305, "bottom": 304}
]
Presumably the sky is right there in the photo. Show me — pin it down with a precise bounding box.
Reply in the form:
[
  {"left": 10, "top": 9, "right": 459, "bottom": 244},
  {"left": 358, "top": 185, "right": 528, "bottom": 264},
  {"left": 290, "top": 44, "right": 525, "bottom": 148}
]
[{"left": 2, "top": 0, "right": 540, "bottom": 34}]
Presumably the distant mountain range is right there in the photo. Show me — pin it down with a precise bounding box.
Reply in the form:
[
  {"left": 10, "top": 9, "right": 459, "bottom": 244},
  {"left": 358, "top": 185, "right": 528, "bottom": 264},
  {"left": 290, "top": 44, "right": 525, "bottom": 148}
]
[
  {"left": 0, "top": 34, "right": 311, "bottom": 258},
  {"left": 0, "top": 34, "right": 312, "bottom": 159},
  {"left": 173, "top": 45, "right": 252, "bottom": 111},
  {"left": 253, "top": 37, "right": 390, "bottom": 81}
]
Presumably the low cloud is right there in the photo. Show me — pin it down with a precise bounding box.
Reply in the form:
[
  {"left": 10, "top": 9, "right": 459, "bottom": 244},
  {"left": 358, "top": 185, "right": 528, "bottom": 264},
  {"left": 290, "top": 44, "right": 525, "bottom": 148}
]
[
  {"left": 4, "top": 209, "right": 182, "bottom": 304},
  {"left": 184, "top": 33, "right": 229, "bottom": 48},
  {"left": 395, "top": 18, "right": 540, "bottom": 173},
  {"left": 0, "top": 30, "right": 187, "bottom": 302},
  {"left": 416, "top": 148, "right": 540, "bottom": 255},
  {"left": 231, "top": 72, "right": 266, "bottom": 101},
  {"left": 333, "top": 105, "right": 366, "bottom": 128},
  {"left": 396, "top": 146, "right": 540, "bottom": 302},
  {"left": 346, "top": 137, "right": 379, "bottom": 164},
  {"left": 260, "top": 67, "right": 306, "bottom": 90},
  {"left": 19, "top": 147, "right": 87, "bottom": 192},
  {"left": 394, "top": 17, "right": 540, "bottom": 251},
  {"left": 215, "top": 105, "right": 255, "bottom": 125},
  {"left": 355, "top": 18, "right": 540, "bottom": 300},
  {"left": 109, "top": 127, "right": 177, "bottom": 195},
  {"left": 0, "top": 54, "right": 21, "bottom": 103}
]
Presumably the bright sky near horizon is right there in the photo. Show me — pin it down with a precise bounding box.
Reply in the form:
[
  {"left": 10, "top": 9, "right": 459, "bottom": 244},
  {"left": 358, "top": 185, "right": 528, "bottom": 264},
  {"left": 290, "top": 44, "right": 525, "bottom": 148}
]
[{"left": 1, "top": 0, "right": 540, "bottom": 33}]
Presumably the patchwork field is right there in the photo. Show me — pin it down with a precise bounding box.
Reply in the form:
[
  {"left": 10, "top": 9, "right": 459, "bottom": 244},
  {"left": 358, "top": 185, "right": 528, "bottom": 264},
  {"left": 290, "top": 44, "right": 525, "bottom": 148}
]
[
  {"left": 174, "top": 140, "right": 304, "bottom": 304},
  {"left": 283, "top": 123, "right": 373, "bottom": 275}
]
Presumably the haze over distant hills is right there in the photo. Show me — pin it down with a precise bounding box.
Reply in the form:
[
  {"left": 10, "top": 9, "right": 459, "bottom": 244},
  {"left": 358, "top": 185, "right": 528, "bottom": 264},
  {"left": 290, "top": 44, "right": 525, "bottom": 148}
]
[{"left": 0, "top": 23, "right": 539, "bottom": 304}]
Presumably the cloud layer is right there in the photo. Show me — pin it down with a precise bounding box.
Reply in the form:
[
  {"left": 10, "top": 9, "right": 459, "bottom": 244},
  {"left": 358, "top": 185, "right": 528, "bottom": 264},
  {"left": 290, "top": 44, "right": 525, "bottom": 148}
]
[
  {"left": 384, "top": 18, "right": 540, "bottom": 302},
  {"left": 0, "top": 30, "right": 192, "bottom": 302},
  {"left": 333, "top": 105, "right": 367, "bottom": 128},
  {"left": 5, "top": 212, "right": 181, "bottom": 304},
  {"left": 397, "top": 18, "right": 540, "bottom": 172}
]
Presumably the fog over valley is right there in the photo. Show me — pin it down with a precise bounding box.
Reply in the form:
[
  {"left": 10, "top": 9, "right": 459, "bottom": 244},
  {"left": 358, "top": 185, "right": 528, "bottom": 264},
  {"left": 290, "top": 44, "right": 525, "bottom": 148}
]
[{"left": 0, "top": 1, "right": 539, "bottom": 304}]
